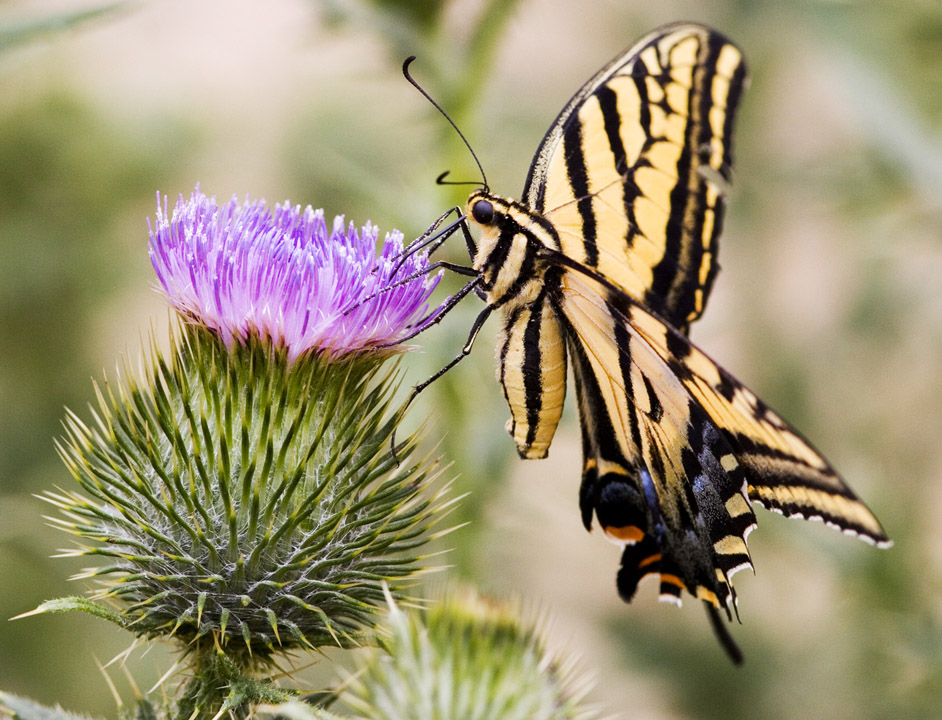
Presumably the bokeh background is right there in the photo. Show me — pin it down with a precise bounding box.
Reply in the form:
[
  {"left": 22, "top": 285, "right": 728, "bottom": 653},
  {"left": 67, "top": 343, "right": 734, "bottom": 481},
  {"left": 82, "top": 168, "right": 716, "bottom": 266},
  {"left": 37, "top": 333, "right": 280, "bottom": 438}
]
[{"left": 2, "top": 0, "right": 941, "bottom": 718}]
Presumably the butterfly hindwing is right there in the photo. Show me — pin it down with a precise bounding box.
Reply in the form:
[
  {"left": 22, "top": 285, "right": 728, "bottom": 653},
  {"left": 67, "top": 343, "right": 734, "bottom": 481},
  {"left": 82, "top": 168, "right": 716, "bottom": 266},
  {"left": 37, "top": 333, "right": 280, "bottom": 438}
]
[
  {"left": 555, "top": 269, "right": 888, "bottom": 605},
  {"left": 558, "top": 269, "right": 757, "bottom": 609},
  {"left": 629, "top": 311, "right": 890, "bottom": 541}
]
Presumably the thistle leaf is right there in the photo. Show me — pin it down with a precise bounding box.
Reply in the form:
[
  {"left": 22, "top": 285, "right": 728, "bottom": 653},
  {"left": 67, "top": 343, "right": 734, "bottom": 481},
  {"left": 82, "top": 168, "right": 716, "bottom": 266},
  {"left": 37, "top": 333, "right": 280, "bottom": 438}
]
[
  {"left": 0, "top": 692, "right": 100, "bottom": 720},
  {"left": 13, "top": 597, "right": 127, "bottom": 629}
]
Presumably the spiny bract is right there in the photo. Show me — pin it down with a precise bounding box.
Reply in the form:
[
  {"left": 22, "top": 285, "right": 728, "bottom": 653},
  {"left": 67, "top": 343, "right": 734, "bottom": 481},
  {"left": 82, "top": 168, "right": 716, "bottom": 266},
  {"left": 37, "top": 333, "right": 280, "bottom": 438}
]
[{"left": 47, "top": 324, "right": 451, "bottom": 666}]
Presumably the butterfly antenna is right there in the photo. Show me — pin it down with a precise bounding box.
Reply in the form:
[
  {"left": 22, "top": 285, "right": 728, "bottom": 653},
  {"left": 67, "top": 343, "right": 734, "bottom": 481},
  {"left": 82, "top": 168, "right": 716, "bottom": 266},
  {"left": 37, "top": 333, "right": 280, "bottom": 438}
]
[
  {"left": 435, "top": 170, "right": 484, "bottom": 188},
  {"left": 402, "top": 56, "right": 488, "bottom": 189}
]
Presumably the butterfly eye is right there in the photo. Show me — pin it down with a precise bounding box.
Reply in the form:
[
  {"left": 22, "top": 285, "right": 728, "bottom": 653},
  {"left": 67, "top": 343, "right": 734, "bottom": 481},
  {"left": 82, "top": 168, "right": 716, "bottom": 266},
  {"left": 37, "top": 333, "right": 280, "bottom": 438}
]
[{"left": 471, "top": 200, "right": 495, "bottom": 225}]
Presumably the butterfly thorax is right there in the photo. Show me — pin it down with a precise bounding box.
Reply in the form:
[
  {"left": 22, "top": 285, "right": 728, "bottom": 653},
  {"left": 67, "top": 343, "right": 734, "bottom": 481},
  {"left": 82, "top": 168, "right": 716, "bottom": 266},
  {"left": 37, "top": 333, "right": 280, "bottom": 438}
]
[{"left": 466, "top": 190, "right": 561, "bottom": 312}]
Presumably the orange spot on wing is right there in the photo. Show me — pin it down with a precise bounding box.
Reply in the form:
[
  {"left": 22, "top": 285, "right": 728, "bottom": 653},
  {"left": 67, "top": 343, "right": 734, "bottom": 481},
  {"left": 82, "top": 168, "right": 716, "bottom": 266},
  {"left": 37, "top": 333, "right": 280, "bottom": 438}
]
[
  {"left": 605, "top": 525, "right": 645, "bottom": 543},
  {"left": 695, "top": 587, "right": 719, "bottom": 607},
  {"left": 638, "top": 553, "right": 662, "bottom": 569},
  {"left": 659, "top": 573, "right": 685, "bottom": 590}
]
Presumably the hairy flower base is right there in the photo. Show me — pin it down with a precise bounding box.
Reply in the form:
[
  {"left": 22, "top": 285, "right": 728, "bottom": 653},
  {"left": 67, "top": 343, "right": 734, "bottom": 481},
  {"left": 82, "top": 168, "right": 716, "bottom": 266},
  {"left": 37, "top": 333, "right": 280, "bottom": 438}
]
[
  {"left": 47, "top": 323, "right": 449, "bottom": 667},
  {"left": 339, "top": 588, "right": 597, "bottom": 720}
]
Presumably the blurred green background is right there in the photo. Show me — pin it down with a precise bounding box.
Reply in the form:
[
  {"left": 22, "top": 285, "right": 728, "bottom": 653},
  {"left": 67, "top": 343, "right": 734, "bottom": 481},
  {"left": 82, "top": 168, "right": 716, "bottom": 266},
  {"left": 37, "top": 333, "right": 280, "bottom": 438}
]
[{"left": 2, "top": 0, "right": 941, "bottom": 718}]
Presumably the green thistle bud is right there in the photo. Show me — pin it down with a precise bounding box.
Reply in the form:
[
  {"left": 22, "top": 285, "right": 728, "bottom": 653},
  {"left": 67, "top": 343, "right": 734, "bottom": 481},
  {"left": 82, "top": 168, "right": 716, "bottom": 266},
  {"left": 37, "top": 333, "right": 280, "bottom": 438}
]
[
  {"left": 339, "top": 588, "right": 600, "bottom": 720},
  {"left": 35, "top": 189, "right": 452, "bottom": 718},
  {"left": 48, "top": 326, "right": 446, "bottom": 662}
]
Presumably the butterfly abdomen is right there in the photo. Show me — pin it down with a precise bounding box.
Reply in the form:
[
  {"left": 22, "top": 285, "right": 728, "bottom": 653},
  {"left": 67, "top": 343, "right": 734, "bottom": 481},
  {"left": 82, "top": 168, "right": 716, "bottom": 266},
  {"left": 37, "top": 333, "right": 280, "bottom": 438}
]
[
  {"left": 496, "top": 289, "right": 567, "bottom": 458},
  {"left": 468, "top": 191, "right": 570, "bottom": 459}
]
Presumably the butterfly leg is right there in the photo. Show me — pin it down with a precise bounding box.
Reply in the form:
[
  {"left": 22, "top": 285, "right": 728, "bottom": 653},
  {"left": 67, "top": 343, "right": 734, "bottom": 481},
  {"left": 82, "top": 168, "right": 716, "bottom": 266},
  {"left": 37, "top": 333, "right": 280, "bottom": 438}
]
[
  {"left": 377, "top": 275, "right": 482, "bottom": 348},
  {"left": 396, "top": 210, "right": 482, "bottom": 295},
  {"left": 457, "top": 210, "right": 478, "bottom": 257},
  {"left": 388, "top": 288, "right": 491, "bottom": 459},
  {"left": 398, "top": 208, "right": 482, "bottom": 295},
  {"left": 408, "top": 303, "right": 493, "bottom": 398},
  {"left": 341, "top": 257, "right": 477, "bottom": 323},
  {"left": 413, "top": 205, "right": 461, "bottom": 249},
  {"left": 394, "top": 205, "right": 463, "bottom": 271},
  {"left": 456, "top": 217, "right": 488, "bottom": 302},
  {"left": 403, "top": 212, "right": 479, "bottom": 277}
]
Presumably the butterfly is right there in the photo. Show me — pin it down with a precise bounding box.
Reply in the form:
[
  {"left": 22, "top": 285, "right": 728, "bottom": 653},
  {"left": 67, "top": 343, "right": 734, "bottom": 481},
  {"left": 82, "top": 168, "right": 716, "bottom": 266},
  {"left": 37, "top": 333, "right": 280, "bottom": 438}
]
[{"left": 405, "top": 22, "right": 889, "bottom": 661}]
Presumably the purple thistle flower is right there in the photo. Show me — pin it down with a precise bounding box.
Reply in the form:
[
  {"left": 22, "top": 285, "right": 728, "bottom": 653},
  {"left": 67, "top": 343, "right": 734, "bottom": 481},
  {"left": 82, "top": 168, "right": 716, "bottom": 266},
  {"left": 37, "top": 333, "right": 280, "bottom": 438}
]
[{"left": 148, "top": 188, "right": 441, "bottom": 361}]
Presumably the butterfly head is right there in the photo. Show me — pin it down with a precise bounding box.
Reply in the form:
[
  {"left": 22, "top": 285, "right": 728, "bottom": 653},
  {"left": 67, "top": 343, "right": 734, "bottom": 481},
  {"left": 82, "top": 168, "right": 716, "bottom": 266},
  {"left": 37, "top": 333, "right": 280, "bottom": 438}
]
[
  {"left": 466, "top": 189, "right": 558, "bottom": 253},
  {"left": 466, "top": 189, "right": 522, "bottom": 270},
  {"left": 466, "top": 189, "right": 531, "bottom": 237},
  {"left": 467, "top": 189, "right": 505, "bottom": 227}
]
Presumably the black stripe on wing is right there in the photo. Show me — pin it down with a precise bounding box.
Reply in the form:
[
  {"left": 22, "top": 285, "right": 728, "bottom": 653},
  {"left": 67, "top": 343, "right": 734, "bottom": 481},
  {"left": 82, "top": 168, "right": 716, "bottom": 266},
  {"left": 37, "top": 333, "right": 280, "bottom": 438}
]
[
  {"left": 560, "top": 280, "right": 759, "bottom": 610},
  {"left": 609, "top": 281, "right": 891, "bottom": 547}
]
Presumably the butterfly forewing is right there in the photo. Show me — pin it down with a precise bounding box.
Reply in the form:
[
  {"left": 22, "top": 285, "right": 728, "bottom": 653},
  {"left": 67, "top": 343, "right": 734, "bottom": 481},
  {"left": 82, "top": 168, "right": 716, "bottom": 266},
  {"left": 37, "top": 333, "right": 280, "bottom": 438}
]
[{"left": 523, "top": 24, "right": 746, "bottom": 334}]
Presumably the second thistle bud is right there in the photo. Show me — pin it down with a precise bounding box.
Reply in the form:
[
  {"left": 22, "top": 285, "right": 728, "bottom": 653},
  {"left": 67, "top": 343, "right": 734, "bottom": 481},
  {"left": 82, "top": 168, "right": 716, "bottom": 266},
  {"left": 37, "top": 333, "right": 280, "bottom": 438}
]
[{"left": 339, "top": 588, "right": 599, "bottom": 720}]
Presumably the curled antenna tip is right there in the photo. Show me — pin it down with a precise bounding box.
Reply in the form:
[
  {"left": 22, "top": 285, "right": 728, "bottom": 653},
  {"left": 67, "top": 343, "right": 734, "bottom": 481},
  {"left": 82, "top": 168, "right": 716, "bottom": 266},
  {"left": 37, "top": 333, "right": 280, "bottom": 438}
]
[
  {"left": 402, "top": 55, "right": 417, "bottom": 77},
  {"left": 435, "top": 170, "right": 485, "bottom": 189}
]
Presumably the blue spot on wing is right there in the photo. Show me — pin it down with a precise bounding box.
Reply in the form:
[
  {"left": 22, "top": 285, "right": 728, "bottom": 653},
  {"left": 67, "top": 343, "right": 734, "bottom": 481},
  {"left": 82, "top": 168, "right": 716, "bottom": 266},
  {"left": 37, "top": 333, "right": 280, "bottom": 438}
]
[{"left": 640, "top": 466, "right": 664, "bottom": 542}]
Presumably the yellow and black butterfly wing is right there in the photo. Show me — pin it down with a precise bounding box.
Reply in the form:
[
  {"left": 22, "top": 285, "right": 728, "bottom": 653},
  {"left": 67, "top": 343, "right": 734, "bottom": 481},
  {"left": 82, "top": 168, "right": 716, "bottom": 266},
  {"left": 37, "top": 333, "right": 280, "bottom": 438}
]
[
  {"left": 635, "top": 309, "right": 890, "bottom": 543},
  {"left": 558, "top": 268, "right": 755, "bottom": 608},
  {"left": 554, "top": 268, "right": 889, "bottom": 607},
  {"left": 523, "top": 23, "right": 746, "bottom": 333}
]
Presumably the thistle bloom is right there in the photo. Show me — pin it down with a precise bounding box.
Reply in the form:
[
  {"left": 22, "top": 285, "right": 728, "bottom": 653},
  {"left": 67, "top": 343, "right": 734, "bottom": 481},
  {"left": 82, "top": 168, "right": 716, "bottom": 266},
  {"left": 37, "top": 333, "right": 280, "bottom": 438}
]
[
  {"left": 43, "top": 187, "right": 451, "bottom": 720},
  {"left": 148, "top": 188, "right": 441, "bottom": 361}
]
